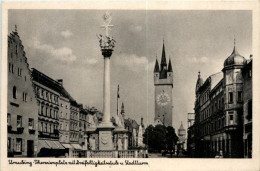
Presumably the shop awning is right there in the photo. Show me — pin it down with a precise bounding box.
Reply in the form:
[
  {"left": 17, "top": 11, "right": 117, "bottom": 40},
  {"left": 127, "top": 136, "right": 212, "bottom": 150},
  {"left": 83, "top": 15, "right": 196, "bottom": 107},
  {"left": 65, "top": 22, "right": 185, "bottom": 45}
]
[
  {"left": 71, "top": 144, "right": 82, "bottom": 150},
  {"left": 53, "top": 141, "right": 65, "bottom": 149},
  {"left": 45, "top": 140, "right": 64, "bottom": 149},
  {"left": 38, "top": 140, "right": 51, "bottom": 149},
  {"left": 62, "top": 143, "right": 73, "bottom": 149}
]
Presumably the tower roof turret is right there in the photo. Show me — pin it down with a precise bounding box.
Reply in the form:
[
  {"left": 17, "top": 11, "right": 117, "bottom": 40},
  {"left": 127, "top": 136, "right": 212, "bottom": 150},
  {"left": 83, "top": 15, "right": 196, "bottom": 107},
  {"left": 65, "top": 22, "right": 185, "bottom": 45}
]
[
  {"left": 195, "top": 71, "right": 204, "bottom": 92},
  {"left": 154, "top": 58, "right": 160, "bottom": 72},
  {"left": 224, "top": 38, "right": 246, "bottom": 68},
  {"left": 168, "top": 58, "right": 173, "bottom": 72}
]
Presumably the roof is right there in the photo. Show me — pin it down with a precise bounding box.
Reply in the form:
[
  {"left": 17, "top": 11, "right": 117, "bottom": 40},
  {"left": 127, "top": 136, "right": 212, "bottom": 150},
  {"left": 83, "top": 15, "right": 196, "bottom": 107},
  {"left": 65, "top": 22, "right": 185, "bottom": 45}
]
[
  {"left": 32, "top": 68, "right": 61, "bottom": 93},
  {"left": 179, "top": 122, "right": 185, "bottom": 131},
  {"left": 210, "top": 72, "right": 223, "bottom": 91},
  {"left": 224, "top": 42, "right": 246, "bottom": 68}
]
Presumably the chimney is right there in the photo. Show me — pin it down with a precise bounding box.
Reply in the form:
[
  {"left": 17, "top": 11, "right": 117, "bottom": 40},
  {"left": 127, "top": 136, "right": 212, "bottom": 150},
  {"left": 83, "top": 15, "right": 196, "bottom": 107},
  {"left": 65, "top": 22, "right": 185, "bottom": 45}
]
[
  {"left": 141, "top": 117, "right": 143, "bottom": 125},
  {"left": 250, "top": 54, "right": 253, "bottom": 59},
  {"left": 57, "top": 79, "right": 63, "bottom": 86}
]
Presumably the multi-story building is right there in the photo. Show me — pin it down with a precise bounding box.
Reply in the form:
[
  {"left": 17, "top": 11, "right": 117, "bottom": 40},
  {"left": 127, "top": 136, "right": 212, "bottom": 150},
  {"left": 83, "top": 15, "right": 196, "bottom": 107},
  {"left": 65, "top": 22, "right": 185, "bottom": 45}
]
[
  {"left": 7, "top": 28, "right": 38, "bottom": 157},
  {"left": 58, "top": 81, "right": 71, "bottom": 144},
  {"left": 79, "top": 105, "right": 88, "bottom": 146},
  {"left": 69, "top": 100, "right": 83, "bottom": 156},
  {"left": 188, "top": 41, "right": 252, "bottom": 158},
  {"left": 32, "top": 68, "right": 65, "bottom": 157},
  {"left": 242, "top": 56, "right": 252, "bottom": 158},
  {"left": 187, "top": 113, "right": 195, "bottom": 157}
]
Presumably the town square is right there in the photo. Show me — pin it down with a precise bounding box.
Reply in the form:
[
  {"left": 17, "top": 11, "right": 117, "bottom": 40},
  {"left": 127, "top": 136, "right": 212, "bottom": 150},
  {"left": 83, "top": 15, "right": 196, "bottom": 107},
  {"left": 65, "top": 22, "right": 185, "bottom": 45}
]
[{"left": 6, "top": 9, "right": 252, "bottom": 159}]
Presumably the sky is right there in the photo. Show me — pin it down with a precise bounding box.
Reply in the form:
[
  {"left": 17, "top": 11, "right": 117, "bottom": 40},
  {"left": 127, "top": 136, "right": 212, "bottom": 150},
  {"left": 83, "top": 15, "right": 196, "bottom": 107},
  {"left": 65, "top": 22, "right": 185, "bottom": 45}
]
[{"left": 8, "top": 10, "right": 252, "bottom": 131}]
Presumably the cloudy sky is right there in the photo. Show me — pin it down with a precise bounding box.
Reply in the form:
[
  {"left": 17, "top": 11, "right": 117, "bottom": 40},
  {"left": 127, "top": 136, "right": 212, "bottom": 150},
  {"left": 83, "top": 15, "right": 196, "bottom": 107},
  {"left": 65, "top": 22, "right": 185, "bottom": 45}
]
[{"left": 8, "top": 10, "right": 252, "bottom": 131}]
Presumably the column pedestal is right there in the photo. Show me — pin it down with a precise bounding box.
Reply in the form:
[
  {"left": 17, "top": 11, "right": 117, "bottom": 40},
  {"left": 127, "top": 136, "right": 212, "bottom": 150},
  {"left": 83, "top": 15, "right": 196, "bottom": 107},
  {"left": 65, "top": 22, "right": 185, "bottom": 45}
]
[{"left": 98, "top": 127, "right": 114, "bottom": 150}]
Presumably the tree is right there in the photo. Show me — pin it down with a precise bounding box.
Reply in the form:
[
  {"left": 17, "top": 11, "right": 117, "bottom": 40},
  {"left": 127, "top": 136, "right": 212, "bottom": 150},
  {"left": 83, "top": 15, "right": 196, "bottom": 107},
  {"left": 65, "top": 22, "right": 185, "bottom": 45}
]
[
  {"left": 166, "top": 126, "right": 179, "bottom": 157},
  {"left": 143, "top": 124, "right": 178, "bottom": 154}
]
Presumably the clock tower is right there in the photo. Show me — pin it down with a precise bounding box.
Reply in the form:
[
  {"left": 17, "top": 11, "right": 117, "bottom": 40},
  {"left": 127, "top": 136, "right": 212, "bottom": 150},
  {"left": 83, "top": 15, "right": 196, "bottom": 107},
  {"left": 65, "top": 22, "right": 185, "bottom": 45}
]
[{"left": 154, "top": 41, "right": 173, "bottom": 127}]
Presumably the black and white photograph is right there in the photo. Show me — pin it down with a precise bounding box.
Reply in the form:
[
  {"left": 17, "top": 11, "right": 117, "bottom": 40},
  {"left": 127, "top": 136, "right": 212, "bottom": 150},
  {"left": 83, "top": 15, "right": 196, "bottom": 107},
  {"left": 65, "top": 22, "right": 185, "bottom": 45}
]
[{"left": 1, "top": 1, "right": 260, "bottom": 171}]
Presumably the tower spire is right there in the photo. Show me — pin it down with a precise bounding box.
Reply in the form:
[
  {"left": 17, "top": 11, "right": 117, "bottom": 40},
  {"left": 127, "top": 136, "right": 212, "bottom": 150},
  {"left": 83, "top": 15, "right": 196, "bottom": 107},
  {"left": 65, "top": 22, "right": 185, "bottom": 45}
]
[{"left": 160, "top": 40, "right": 167, "bottom": 68}]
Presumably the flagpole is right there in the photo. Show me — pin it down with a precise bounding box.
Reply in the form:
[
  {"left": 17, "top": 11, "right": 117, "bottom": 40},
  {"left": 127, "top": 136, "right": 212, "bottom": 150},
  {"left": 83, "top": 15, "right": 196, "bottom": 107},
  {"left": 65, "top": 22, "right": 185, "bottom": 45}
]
[{"left": 117, "top": 85, "right": 119, "bottom": 116}]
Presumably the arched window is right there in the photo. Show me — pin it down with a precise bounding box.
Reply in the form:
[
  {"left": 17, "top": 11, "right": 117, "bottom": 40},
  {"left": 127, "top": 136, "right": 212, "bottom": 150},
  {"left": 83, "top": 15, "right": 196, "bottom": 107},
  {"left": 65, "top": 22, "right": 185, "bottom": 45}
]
[{"left": 13, "top": 86, "right": 17, "bottom": 99}]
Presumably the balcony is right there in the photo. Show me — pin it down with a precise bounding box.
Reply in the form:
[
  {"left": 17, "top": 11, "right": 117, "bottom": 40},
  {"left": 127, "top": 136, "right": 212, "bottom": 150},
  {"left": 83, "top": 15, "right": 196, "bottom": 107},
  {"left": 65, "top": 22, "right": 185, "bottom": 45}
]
[
  {"left": 29, "top": 128, "right": 36, "bottom": 134},
  {"left": 17, "top": 127, "right": 24, "bottom": 134}
]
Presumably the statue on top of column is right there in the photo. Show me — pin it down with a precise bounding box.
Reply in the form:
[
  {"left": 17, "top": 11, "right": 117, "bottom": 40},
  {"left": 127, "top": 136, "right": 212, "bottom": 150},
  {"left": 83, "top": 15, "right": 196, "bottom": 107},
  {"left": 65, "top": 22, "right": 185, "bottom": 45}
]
[{"left": 97, "top": 12, "right": 116, "bottom": 49}]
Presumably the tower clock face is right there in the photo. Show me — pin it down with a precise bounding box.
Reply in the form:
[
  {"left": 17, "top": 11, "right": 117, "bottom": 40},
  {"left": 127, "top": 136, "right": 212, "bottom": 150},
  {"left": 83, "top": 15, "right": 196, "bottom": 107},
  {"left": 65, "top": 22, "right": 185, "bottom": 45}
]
[{"left": 157, "top": 91, "right": 170, "bottom": 106}]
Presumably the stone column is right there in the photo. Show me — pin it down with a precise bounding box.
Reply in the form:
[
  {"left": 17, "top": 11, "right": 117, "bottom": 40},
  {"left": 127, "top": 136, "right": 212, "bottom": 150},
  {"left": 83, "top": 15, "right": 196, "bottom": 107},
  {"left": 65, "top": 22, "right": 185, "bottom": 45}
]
[{"left": 103, "top": 54, "right": 111, "bottom": 124}]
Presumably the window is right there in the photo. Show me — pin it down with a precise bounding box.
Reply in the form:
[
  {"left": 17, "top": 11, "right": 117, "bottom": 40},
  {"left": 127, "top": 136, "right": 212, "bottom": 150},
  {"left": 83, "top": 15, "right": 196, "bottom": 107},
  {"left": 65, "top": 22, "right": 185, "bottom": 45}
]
[
  {"left": 41, "top": 90, "right": 44, "bottom": 97},
  {"left": 16, "top": 138, "right": 22, "bottom": 152},
  {"left": 39, "top": 122, "right": 43, "bottom": 132},
  {"left": 28, "top": 118, "right": 34, "bottom": 129},
  {"left": 7, "top": 113, "right": 11, "bottom": 125},
  {"left": 229, "top": 92, "right": 233, "bottom": 103},
  {"left": 8, "top": 138, "right": 11, "bottom": 150},
  {"left": 237, "top": 91, "right": 242, "bottom": 102},
  {"left": 22, "top": 92, "right": 27, "bottom": 101},
  {"left": 229, "top": 113, "right": 234, "bottom": 124},
  {"left": 41, "top": 105, "right": 44, "bottom": 115},
  {"left": 247, "top": 100, "right": 252, "bottom": 120},
  {"left": 9, "top": 63, "right": 11, "bottom": 72},
  {"left": 44, "top": 123, "right": 47, "bottom": 132},
  {"left": 24, "top": 76, "right": 26, "bottom": 81},
  {"left": 46, "top": 107, "right": 48, "bottom": 116},
  {"left": 17, "top": 115, "right": 22, "bottom": 127},
  {"left": 46, "top": 92, "right": 48, "bottom": 100},
  {"left": 36, "top": 88, "right": 40, "bottom": 97},
  {"left": 249, "top": 70, "right": 252, "bottom": 78},
  {"left": 46, "top": 124, "right": 49, "bottom": 133},
  {"left": 13, "top": 86, "right": 17, "bottom": 99},
  {"left": 15, "top": 45, "right": 18, "bottom": 54},
  {"left": 49, "top": 124, "right": 52, "bottom": 133}
]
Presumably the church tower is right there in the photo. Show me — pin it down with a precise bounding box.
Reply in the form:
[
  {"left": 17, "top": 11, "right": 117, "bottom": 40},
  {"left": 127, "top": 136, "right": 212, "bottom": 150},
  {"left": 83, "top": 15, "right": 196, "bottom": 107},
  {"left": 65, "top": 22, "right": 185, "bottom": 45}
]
[{"left": 154, "top": 41, "right": 173, "bottom": 127}]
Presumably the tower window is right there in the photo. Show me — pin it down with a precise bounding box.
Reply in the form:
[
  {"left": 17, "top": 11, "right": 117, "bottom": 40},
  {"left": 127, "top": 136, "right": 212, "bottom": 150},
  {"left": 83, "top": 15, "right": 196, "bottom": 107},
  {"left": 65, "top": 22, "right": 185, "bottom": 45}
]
[
  {"left": 15, "top": 45, "right": 18, "bottom": 54},
  {"left": 13, "top": 86, "right": 17, "bottom": 99},
  {"left": 228, "top": 92, "right": 233, "bottom": 103},
  {"left": 237, "top": 91, "right": 242, "bottom": 102}
]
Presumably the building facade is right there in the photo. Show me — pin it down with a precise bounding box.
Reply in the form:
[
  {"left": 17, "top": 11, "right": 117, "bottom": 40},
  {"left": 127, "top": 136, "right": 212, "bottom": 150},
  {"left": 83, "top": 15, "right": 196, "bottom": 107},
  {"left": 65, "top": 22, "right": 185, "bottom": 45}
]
[
  {"left": 188, "top": 42, "right": 252, "bottom": 158},
  {"left": 7, "top": 28, "right": 38, "bottom": 157},
  {"left": 242, "top": 57, "right": 252, "bottom": 158},
  {"left": 32, "top": 68, "right": 65, "bottom": 157},
  {"left": 153, "top": 42, "right": 174, "bottom": 127}
]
